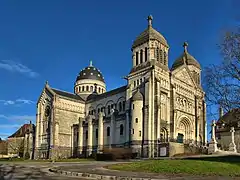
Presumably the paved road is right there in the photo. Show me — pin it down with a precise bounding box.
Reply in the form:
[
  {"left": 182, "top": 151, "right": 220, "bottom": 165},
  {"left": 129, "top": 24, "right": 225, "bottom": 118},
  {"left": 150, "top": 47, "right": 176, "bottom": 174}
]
[{"left": 0, "top": 163, "right": 93, "bottom": 180}]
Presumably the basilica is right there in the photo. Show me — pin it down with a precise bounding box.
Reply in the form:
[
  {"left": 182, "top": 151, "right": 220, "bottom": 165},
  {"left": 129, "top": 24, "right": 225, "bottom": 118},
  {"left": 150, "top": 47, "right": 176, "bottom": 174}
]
[{"left": 34, "top": 15, "right": 207, "bottom": 159}]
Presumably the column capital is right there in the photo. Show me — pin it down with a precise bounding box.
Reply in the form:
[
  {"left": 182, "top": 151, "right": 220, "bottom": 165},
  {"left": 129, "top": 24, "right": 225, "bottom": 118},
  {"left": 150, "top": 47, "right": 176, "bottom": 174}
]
[{"left": 98, "top": 111, "right": 105, "bottom": 118}]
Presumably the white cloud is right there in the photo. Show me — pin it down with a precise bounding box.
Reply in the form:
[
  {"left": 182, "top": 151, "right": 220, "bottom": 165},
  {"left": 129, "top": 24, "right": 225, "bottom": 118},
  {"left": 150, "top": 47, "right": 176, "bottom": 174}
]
[
  {"left": 16, "top": 99, "right": 34, "bottom": 105},
  {"left": 0, "top": 114, "right": 35, "bottom": 122},
  {"left": 0, "top": 99, "right": 35, "bottom": 106},
  {"left": 0, "top": 60, "right": 39, "bottom": 78},
  {"left": 0, "top": 124, "right": 21, "bottom": 128}
]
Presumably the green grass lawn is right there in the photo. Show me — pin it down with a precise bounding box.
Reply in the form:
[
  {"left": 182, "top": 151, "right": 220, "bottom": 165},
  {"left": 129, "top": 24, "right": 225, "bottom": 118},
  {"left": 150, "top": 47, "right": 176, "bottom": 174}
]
[{"left": 108, "top": 159, "right": 240, "bottom": 177}]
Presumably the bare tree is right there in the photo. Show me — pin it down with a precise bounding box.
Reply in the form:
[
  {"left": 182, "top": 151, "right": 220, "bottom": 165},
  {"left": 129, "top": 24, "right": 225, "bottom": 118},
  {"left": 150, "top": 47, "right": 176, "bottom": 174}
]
[{"left": 203, "top": 27, "right": 240, "bottom": 113}]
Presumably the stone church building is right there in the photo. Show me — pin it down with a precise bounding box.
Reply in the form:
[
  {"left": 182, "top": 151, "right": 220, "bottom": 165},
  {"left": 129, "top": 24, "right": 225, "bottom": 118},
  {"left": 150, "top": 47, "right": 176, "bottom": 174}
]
[{"left": 34, "top": 16, "right": 207, "bottom": 159}]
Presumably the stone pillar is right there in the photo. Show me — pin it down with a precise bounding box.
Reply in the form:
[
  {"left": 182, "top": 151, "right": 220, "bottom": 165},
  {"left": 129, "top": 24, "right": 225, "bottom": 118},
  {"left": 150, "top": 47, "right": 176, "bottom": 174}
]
[
  {"left": 87, "top": 116, "right": 93, "bottom": 156},
  {"left": 157, "top": 82, "right": 161, "bottom": 141},
  {"left": 35, "top": 104, "right": 40, "bottom": 159},
  {"left": 78, "top": 118, "right": 83, "bottom": 155},
  {"left": 148, "top": 76, "right": 152, "bottom": 158},
  {"left": 142, "top": 49, "right": 145, "bottom": 62},
  {"left": 98, "top": 112, "right": 104, "bottom": 153},
  {"left": 110, "top": 110, "right": 116, "bottom": 148},
  {"left": 171, "top": 86, "right": 176, "bottom": 139},
  {"left": 208, "top": 120, "right": 218, "bottom": 154},
  {"left": 125, "top": 111, "right": 130, "bottom": 145},
  {"left": 133, "top": 53, "right": 136, "bottom": 66},
  {"left": 151, "top": 69, "right": 155, "bottom": 158},
  {"left": 229, "top": 127, "right": 237, "bottom": 152}
]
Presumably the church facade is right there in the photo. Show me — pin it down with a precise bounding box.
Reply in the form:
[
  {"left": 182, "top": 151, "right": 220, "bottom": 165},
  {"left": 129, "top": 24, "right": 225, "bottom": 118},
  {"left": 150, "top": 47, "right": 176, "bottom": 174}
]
[{"left": 34, "top": 16, "right": 207, "bottom": 159}]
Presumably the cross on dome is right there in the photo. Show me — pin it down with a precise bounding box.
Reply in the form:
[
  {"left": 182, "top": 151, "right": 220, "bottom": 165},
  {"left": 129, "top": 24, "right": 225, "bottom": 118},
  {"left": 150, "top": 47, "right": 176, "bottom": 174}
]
[
  {"left": 183, "top": 42, "right": 188, "bottom": 52},
  {"left": 89, "top": 60, "right": 93, "bottom": 67},
  {"left": 147, "top": 15, "right": 153, "bottom": 27}
]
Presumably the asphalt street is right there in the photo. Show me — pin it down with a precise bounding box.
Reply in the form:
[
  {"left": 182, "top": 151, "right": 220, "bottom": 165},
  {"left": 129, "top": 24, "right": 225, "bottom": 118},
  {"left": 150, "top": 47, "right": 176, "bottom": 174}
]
[{"left": 0, "top": 163, "right": 93, "bottom": 180}]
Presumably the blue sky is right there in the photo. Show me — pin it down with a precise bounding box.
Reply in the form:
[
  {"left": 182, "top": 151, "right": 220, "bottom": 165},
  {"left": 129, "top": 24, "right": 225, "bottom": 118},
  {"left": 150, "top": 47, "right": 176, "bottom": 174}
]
[{"left": 0, "top": 0, "right": 238, "bottom": 139}]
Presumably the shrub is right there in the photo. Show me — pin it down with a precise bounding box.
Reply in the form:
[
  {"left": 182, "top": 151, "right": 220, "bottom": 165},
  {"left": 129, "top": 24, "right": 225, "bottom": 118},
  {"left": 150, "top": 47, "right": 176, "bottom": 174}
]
[
  {"left": 24, "top": 152, "right": 30, "bottom": 159},
  {"left": 95, "top": 153, "right": 116, "bottom": 161}
]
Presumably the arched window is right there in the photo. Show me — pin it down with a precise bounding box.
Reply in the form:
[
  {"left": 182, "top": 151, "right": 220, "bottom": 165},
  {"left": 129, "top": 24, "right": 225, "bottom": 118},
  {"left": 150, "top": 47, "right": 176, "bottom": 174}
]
[
  {"left": 164, "top": 51, "right": 167, "bottom": 65},
  {"left": 108, "top": 105, "right": 111, "bottom": 114},
  {"left": 107, "top": 127, "right": 110, "bottom": 136},
  {"left": 82, "top": 86, "right": 85, "bottom": 91},
  {"left": 102, "top": 88, "right": 104, "bottom": 93},
  {"left": 134, "top": 81, "right": 136, "bottom": 87},
  {"left": 160, "top": 49, "right": 163, "bottom": 63},
  {"left": 79, "top": 86, "right": 81, "bottom": 92},
  {"left": 135, "top": 118, "right": 138, "bottom": 123},
  {"left": 136, "top": 52, "right": 139, "bottom": 65},
  {"left": 137, "top": 79, "right": 139, "bottom": 85},
  {"left": 120, "top": 124, "right": 124, "bottom": 135},
  {"left": 75, "top": 87, "right": 78, "bottom": 93},
  {"left": 145, "top": 47, "right": 148, "bottom": 62},
  {"left": 122, "top": 101, "right": 126, "bottom": 111},
  {"left": 140, "top": 78, "right": 142, "bottom": 84},
  {"left": 98, "top": 108, "right": 100, "bottom": 113},
  {"left": 156, "top": 47, "right": 159, "bottom": 61},
  {"left": 86, "top": 86, "right": 89, "bottom": 91},
  {"left": 96, "top": 129, "right": 98, "bottom": 139},
  {"left": 90, "top": 86, "right": 93, "bottom": 92},
  {"left": 86, "top": 130, "right": 88, "bottom": 139},
  {"left": 98, "top": 87, "right": 101, "bottom": 93},
  {"left": 119, "top": 102, "right": 122, "bottom": 112},
  {"left": 140, "top": 49, "right": 143, "bottom": 64}
]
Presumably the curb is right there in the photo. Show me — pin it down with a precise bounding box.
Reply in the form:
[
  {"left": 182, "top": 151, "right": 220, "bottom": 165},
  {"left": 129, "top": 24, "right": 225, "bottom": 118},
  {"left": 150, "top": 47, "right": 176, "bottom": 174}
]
[{"left": 49, "top": 168, "right": 170, "bottom": 180}]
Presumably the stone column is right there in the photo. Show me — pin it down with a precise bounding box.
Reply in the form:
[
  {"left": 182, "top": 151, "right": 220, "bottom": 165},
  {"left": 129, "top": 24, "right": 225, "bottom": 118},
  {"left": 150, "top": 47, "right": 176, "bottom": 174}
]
[
  {"left": 110, "top": 109, "right": 116, "bottom": 148},
  {"left": 87, "top": 116, "right": 93, "bottom": 156},
  {"left": 171, "top": 86, "right": 176, "bottom": 139},
  {"left": 78, "top": 118, "right": 83, "bottom": 155},
  {"left": 35, "top": 104, "right": 40, "bottom": 158},
  {"left": 151, "top": 69, "right": 155, "bottom": 158},
  {"left": 204, "top": 102, "right": 207, "bottom": 145},
  {"left": 156, "top": 81, "right": 161, "bottom": 157},
  {"left": 208, "top": 120, "right": 218, "bottom": 154},
  {"left": 98, "top": 112, "right": 104, "bottom": 153},
  {"left": 142, "top": 49, "right": 145, "bottom": 62},
  {"left": 148, "top": 76, "right": 152, "bottom": 158},
  {"left": 125, "top": 110, "right": 130, "bottom": 145},
  {"left": 229, "top": 127, "right": 237, "bottom": 152}
]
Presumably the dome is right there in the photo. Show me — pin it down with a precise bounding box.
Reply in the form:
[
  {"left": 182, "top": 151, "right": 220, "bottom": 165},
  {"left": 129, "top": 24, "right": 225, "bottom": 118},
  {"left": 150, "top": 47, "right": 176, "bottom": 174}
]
[
  {"left": 171, "top": 42, "right": 201, "bottom": 71},
  {"left": 76, "top": 61, "right": 105, "bottom": 83},
  {"left": 132, "top": 90, "right": 143, "bottom": 101},
  {"left": 132, "top": 15, "right": 168, "bottom": 49}
]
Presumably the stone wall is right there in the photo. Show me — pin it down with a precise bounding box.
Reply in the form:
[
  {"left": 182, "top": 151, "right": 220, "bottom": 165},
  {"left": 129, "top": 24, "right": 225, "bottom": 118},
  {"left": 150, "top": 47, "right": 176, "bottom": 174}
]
[
  {"left": 217, "top": 130, "right": 240, "bottom": 152},
  {"left": 7, "top": 137, "right": 24, "bottom": 157},
  {"left": 169, "top": 142, "right": 184, "bottom": 157}
]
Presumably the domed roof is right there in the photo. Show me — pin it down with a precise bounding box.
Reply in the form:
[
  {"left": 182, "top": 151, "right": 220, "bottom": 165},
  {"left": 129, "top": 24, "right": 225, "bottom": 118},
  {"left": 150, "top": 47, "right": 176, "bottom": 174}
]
[
  {"left": 171, "top": 42, "right": 201, "bottom": 71},
  {"left": 132, "top": 90, "right": 143, "bottom": 101},
  {"left": 132, "top": 15, "right": 168, "bottom": 49},
  {"left": 76, "top": 61, "right": 105, "bottom": 83}
]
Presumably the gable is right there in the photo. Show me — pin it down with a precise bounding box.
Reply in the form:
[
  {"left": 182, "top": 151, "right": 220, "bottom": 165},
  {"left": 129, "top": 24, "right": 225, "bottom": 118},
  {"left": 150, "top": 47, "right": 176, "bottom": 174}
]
[{"left": 173, "top": 67, "right": 195, "bottom": 87}]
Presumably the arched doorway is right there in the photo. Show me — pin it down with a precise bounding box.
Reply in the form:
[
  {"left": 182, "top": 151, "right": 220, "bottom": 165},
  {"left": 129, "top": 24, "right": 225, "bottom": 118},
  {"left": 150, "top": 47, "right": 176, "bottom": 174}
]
[
  {"left": 160, "top": 128, "right": 168, "bottom": 142},
  {"left": 177, "top": 117, "right": 192, "bottom": 143}
]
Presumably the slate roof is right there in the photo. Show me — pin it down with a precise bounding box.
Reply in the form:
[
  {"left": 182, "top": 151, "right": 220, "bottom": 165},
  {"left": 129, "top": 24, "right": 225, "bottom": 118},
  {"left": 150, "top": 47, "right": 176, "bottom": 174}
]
[
  {"left": 87, "top": 85, "right": 127, "bottom": 102},
  {"left": 8, "top": 124, "right": 35, "bottom": 138},
  {"left": 132, "top": 26, "right": 168, "bottom": 48},
  {"left": 51, "top": 88, "right": 85, "bottom": 102},
  {"left": 171, "top": 50, "right": 201, "bottom": 71},
  {"left": 76, "top": 65, "right": 104, "bottom": 83},
  {"left": 215, "top": 108, "right": 240, "bottom": 132}
]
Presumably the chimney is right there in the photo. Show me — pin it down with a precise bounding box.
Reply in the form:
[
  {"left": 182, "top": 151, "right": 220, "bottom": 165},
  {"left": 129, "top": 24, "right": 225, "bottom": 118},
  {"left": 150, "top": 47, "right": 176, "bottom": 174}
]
[{"left": 219, "top": 106, "right": 223, "bottom": 118}]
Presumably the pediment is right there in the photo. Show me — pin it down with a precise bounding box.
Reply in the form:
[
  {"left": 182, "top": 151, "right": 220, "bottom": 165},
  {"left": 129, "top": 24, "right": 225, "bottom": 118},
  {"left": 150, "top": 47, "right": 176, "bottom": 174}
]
[{"left": 173, "top": 67, "right": 195, "bottom": 87}]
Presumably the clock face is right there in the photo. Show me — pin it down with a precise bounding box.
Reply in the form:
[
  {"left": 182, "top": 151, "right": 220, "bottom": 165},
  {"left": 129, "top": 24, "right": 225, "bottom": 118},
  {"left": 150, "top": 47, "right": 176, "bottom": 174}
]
[{"left": 45, "top": 106, "right": 50, "bottom": 117}]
